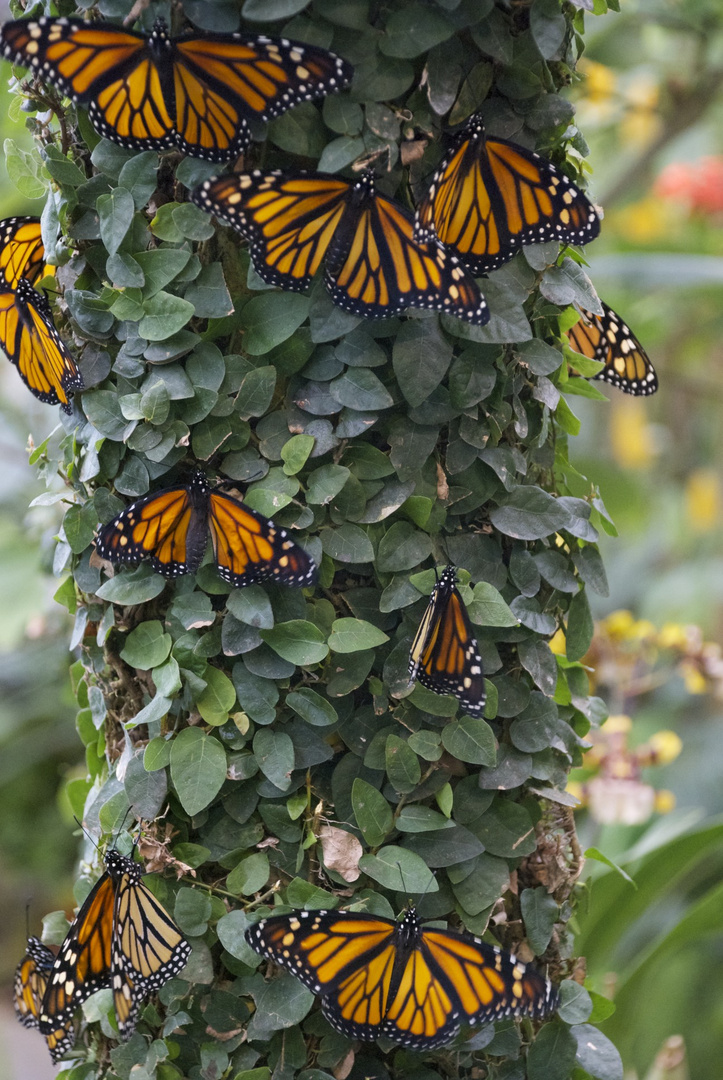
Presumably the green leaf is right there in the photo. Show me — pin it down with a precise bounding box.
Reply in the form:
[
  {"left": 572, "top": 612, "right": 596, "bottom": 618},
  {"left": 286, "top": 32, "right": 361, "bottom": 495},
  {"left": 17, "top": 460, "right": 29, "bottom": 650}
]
[
  {"left": 120, "top": 621, "right": 172, "bottom": 670},
  {"left": 242, "top": 293, "right": 310, "bottom": 355},
  {"left": 139, "top": 292, "right": 195, "bottom": 341},
  {"left": 566, "top": 587, "right": 594, "bottom": 661},
  {"left": 329, "top": 368, "right": 394, "bottom": 411},
  {"left": 261, "top": 621, "right": 329, "bottom": 665},
  {"left": 281, "top": 434, "right": 315, "bottom": 476},
  {"left": 152, "top": 656, "right": 182, "bottom": 697},
  {"left": 358, "top": 846, "right": 438, "bottom": 893},
  {"left": 381, "top": 4, "right": 455, "bottom": 56},
  {"left": 286, "top": 688, "right": 338, "bottom": 727},
  {"left": 97, "top": 187, "right": 135, "bottom": 256},
  {"left": 236, "top": 366, "right": 277, "bottom": 419},
  {"left": 217, "top": 909, "right": 259, "bottom": 965},
  {"left": 5, "top": 138, "right": 47, "bottom": 198},
  {"left": 376, "top": 522, "right": 432, "bottom": 572},
  {"left": 467, "top": 582, "right": 518, "bottom": 627},
  {"left": 352, "top": 779, "right": 393, "bottom": 847},
  {"left": 558, "top": 981, "right": 593, "bottom": 1025},
  {"left": 320, "top": 523, "right": 374, "bottom": 563},
  {"left": 509, "top": 694, "right": 560, "bottom": 753},
  {"left": 247, "top": 977, "right": 314, "bottom": 1039},
  {"left": 227, "top": 852, "right": 270, "bottom": 896},
  {"left": 584, "top": 847, "right": 636, "bottom": 887},
  {"left": 253, "top": 729, "right": 295, "bottom": 791},
  {"left": 385, "top": 735, "right": 421, "bottom": 793},
  {"left": 242, "top": 0, "right": 311, "bottom": 19},
  {"left": 328, "top": 618, "right": 389, "bottom": 654},
  {"left": 227, "top": 587, "right": 274, "bottom": 629},
  {"left": 306, "top": 464, "right": 351, "bottom": 505},
  {"left": 170, "top": 728, "right": 227, "bottom": 815},
  {"left": 490, "top": 485, "right": 572, "bottom": 540},
  {"left": 396, "top": 806, "right": 452, "bottom": 833},
  {"left": 530, "top": 0, "right": 567, "bottom": 58},
  {"left": 472, "top": 799, "right": 537, "bottom": 857},
  {"left": 64, "top": 503, "right": 99, "bottom": 555},
  {"left": 392, "top": 320, "right": 453, "bottom": 406},
  {"left": 520, "top": 886, "right": 559, "bottom": 953},
  {"left": 527, "top": 1020, "right": 578, "bottom": 1080},
  {"left": 174, "top": 887, "right": 212, "bottom": 937},
  {"left": 197, "top": 666, "right": 237, "bottom": 726},
  {"left": 441, "top": 718, "right": 496, "bottom": 765},
  {"left": 572, "top": 1024, "right": 624, "bottom": 1080},
  {"left": 517, "top": 338, "right": 564, "bottom": 376}
]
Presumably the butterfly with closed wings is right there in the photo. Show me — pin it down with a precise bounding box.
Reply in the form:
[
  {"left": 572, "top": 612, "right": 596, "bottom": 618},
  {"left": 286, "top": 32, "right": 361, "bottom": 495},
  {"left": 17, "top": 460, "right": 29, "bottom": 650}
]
[
  {"left": 14, "top": 937, "right": 75, "bottom": 1063},
  {"left": 0, "top": 16, "right": 352, "bottom": 162},
  {"left": 96, "top": 469, "right": 316, "bottom": 588},
  {"left": 566, "top": 301, "right": 658, "bottom": 396},
  {"left": 39, "top": 846, "right": 191, "bottom": 1046},
  {"left": 408, "top": 566, "right": 486, "bottom": 718},
  {"left": 191, "top": 170, "right": 489, "bottom": 324},
  {"left": 246, "top": 907, "right": 559, "bottom": 1049},
  {"left": 0, "top": 216, "right": 83, "bottom": 411},
  {"left": 415, "top": 113, "right": 600, "bottom": 275}
]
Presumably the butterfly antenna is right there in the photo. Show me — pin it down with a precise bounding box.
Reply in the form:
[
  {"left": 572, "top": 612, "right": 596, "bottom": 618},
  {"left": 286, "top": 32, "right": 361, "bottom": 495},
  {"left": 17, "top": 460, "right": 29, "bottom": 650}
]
[{"left": 73, "top": 815, "right": 101, "bottom": 852}]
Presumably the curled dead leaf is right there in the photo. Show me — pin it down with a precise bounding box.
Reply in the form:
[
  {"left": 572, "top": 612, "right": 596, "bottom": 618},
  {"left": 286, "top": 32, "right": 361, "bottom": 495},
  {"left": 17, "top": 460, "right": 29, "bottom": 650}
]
[{"left": 319, "top": 825, "right": 362, "bottom": 883}]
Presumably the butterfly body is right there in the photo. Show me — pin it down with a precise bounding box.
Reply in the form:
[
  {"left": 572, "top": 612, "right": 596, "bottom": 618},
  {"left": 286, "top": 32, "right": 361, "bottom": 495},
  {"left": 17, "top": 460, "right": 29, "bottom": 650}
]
[
  {"left": 38, "top": 846, "right": 190, "bottom": 1049},
  {"left": 567, "top": 302, "right": 658, "bottom": 396},
  {"left": 416, "top": 114, "right": 600, "bottom": 274},
  {"left": 0, "top": 16, "right": 353, "bottom": 161},
  {"left": 96, "top": 469, "right": 316, "bottom": 587},
  {"left": 408, "top": 565, "right": 486, "bottom": 717},
  {"left": 247, "top": 907, "right": 558, "bottom": 1049},
  {"left": 192, "top": 169, "right": 489, "bottom": 324}
]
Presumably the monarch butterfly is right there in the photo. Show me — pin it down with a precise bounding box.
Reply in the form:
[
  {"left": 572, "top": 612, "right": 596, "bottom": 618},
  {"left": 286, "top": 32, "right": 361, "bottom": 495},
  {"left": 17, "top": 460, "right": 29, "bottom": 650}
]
[
  {"left": 39, "top": 847, "right": 191, "bottom": 1045},
  {"left": 0, "top": 16, "right": 352, "bottom": 162},
  {"left": 191, "top": 170, "right": 489, "bottom": 324},
  {"left": 14, "top": 937, "right": 75, "bottom": 1062},
  {"left": 0, "top": 216, "right": 83, "bottom": 411},
  {"left": 246, "top": 907, "right": 558, "bottom": 1049},
  {"left": 0, "top": 216, "right": 50, "bottom": 288},
  {"left": 566, "top": 302, "right": 658, "bottom": 396},
  {"left": 95, "top": 469, "right": 316, "bottom": 587},
  {"left": 415, "top": 113, "right": 600, "bottom": 275},
  {"left": 408, "top": 566, "right": 486, "bottom": 717}
]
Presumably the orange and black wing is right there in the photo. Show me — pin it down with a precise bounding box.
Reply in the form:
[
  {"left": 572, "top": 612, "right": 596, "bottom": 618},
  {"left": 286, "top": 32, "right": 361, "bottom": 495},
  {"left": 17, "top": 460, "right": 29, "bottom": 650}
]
[
  {"left": 403, "top": 925, "right": 558, "bottom": 1047},
  {"left": 416, "top": 113, "right": 600, "bottom": 274},
  {"left": 1, "top": 17, "right": 351, "bottom": 162},
  {"left": 408, "top": 566, "right": 486, "bottom": 717},
  {"left": 14, "top": 937, "right": 55, "bottom": 1028},
  {"left": 38, "top": 874, "right": 114, "bottom": 1040},
  {"left": 0, "top": 279, "right": 82, "bottom": 412},
  {"left": 192, "top": 170, "right": 350, "bottom": 291},
  {"left": 106, "top": 849, "right": 190, "bottom": 1041},
  {"left": 246, "top": 910, "right": 399, "bottom": 1040},
  {"left": 15, "top": 939, "right": 76, "bottom": 1063},
  {"left": 246, "top": 908, "right": 559, "bottom": 1050},
  {"left": 209, "top": 489, "right": 317, "bottom": 588},
  {"left": 172, "top": 30, "right": 352, "bottom": 160},
  {"left": 567, "top": 302, "right": 658, "bottom": 396},
  {"left": 95, "top": 474, "right": 208, "bottom": 578},
  {"left": 325, "top": 172, "right": 488, "bottom": 323},
  {"left": 0, "top": 217, "right": 49, "bottom": 288}
]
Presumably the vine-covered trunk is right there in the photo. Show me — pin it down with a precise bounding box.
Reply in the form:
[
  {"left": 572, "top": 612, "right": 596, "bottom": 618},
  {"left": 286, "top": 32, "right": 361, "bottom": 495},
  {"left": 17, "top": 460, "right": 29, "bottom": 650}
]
[{"left": 10, "top": 1, "right": 623, "bottom": 1078}]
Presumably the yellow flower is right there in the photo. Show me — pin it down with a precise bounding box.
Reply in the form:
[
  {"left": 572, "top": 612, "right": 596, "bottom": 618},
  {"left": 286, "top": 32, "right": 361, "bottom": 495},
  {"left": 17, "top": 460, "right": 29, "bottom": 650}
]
[
  {"left": 685, "top": 468, "right": 721, "bottom": 533},
  {"left": 610, "top": 195, "right": 675, "bottom": 244},
  {"left": 654, "top": 790, "right": 676, "bottom": 814},
  {"left": 604, "top": 713, "right": 632, "bottom": 734},
  {"left": 566, "top": 780, "right": 585, "bottom": 805},
  {"left": 679, "top": 660, "right": 707, "bottom": 695},
  {"left": 603, "top": 609, "right": 635, "bottom": 639},
  {"left": 648, "top": 730, "right": 683, "bottom": 765},
  {"left": 549, "top": 627, "right": 566, "bottom": 655},
  {"left": 610, "top": 396, "right": 656, "bottom": 469},
  {"left": 658, "top": 622, "right": 689, "bottom": 650},
  {"left": 578, "top": 59, "right": 617, "bottom": 102}
]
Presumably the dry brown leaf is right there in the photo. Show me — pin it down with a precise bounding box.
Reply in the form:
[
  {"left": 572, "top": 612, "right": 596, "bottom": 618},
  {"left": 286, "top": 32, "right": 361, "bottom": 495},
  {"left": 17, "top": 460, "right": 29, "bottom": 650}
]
[{"left": 319, "top": 825, "right": 362, "bottom": 882}]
